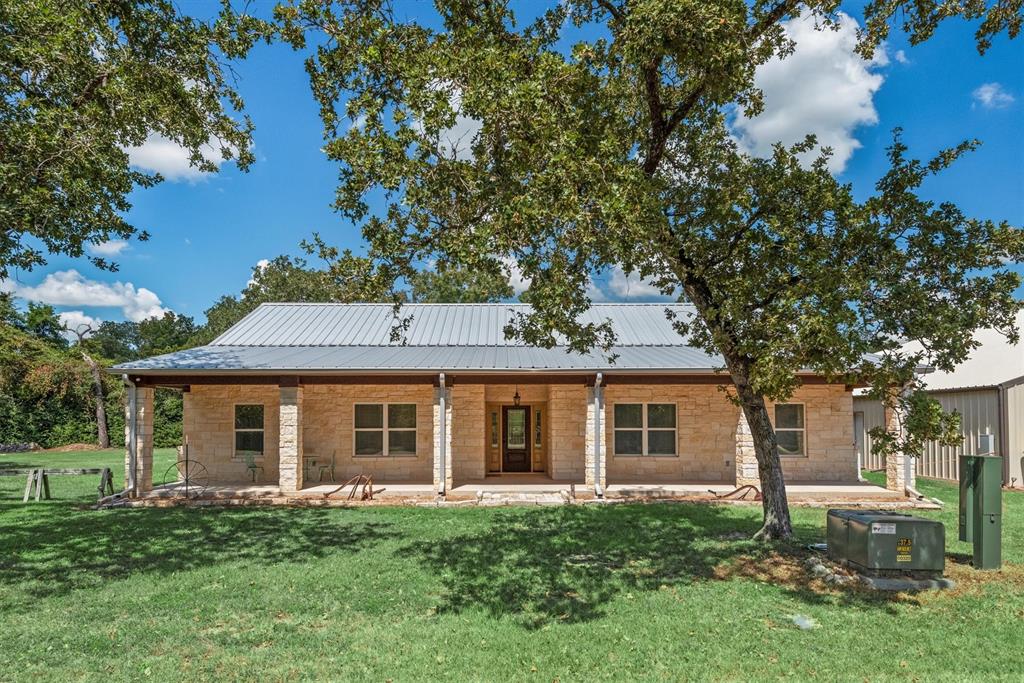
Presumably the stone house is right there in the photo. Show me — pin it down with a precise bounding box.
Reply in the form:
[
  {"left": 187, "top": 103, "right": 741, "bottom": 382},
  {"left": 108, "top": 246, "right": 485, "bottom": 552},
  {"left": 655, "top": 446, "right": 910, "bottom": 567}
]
[{"left": 112, "top": 303, "right": 912, "bottom": 499}]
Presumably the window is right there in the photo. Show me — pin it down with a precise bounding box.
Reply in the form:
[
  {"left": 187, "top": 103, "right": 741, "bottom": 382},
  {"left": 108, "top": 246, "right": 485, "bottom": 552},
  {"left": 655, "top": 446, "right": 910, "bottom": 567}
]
[
  {"left": 354, "top": 404, "right": 417, "bottom": 456},
  {"left": 490, "top": 411, "right": 499, "bottom": 448},
  {"left": 534, "top": 409, "right": 542, "bottom": 448},
  {"left": 613, "top": 403, "right": 677, "bottom": 456},
  {"left": 234, "top": 404, "right": 264, "bottom": 459},
  {"left": 775, "top": 404, "right": 805, "bottom": 457}
]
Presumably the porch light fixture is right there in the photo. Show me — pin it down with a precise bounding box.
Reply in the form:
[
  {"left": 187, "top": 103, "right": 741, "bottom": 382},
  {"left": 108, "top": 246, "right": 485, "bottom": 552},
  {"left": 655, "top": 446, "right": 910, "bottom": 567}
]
[{"left": 513, "top": 386, "right": 521, "bottom": 406}]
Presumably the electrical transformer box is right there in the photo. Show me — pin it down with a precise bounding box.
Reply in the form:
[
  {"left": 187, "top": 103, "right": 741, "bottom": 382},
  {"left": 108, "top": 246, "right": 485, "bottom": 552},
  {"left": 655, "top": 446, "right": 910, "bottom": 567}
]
[{"left": 827, "top": 509, "right": 945, "bottom": 574}]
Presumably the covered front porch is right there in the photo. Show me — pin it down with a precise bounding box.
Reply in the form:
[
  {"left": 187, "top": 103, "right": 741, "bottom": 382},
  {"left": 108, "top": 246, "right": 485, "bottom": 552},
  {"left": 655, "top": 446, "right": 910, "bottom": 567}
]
[{"left": 123, "top": 371, "right": 917, "bottom": 502}]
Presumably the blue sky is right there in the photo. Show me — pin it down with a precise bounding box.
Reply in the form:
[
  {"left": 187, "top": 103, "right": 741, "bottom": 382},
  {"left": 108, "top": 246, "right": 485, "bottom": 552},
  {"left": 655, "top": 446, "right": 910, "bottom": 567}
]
[{"left": 3, "top": 1, "right": 1022, "bottom": 329}]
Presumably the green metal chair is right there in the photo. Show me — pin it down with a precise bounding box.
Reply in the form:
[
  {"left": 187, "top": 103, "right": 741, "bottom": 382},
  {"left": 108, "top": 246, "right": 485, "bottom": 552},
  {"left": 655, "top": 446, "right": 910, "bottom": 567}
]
[
  {"left": 242, "top": 452, "right": 264, "bottom": 482},
  {"left": 317, "top": 450, "right": 337, "bottom": 482}
]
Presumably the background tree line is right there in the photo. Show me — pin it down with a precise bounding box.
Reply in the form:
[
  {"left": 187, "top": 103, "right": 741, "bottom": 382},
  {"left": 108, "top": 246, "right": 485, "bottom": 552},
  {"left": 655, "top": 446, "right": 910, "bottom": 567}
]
[{"left": 0, "top": 242, "right": 511, "bottom": 449}]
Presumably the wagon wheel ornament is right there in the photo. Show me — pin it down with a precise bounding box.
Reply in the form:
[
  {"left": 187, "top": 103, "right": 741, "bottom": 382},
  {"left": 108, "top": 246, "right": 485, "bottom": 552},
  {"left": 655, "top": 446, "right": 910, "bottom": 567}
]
[{"left": 161, "top": 458, "right": 210, "bottom": 499}]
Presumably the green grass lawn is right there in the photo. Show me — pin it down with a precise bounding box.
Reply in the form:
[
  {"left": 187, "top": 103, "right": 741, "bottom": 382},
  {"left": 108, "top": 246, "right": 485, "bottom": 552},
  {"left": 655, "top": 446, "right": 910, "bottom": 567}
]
[{"left": 1, "top": 450, "right": 1021, "bottom": 681}]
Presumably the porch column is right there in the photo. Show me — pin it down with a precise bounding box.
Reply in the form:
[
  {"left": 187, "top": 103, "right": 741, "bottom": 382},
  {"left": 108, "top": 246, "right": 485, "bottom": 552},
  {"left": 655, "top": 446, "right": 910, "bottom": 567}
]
[
  {"left": 735, "top": 409, "right": 759, "bottom": 487},
  {"left": 124, "top": 384, "right": 154, "bottom": 495},
  {"left": 884, "top": 388, "right": 916, "bottom": 493},
  {"left": 585, "top": 376, "right": 606, "bottom": 495},
  {"left": 279, "top": 385, "right": 304, "bottom": 493},
  {"left": 433, "top": 377, "right": 453, "bottom": 494}
]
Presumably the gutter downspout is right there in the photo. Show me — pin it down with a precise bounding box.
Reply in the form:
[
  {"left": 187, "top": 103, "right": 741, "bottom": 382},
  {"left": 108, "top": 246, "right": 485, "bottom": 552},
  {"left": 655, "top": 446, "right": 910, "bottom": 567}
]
[
  {"left": 438, "top": 372, "right": 446, "bottom": 496},
  {"left": 124, "top": 374, "right": 137, "bottom": 497},
  {"left": 594, "top": 372, "right": 604, "bottom": 498}
]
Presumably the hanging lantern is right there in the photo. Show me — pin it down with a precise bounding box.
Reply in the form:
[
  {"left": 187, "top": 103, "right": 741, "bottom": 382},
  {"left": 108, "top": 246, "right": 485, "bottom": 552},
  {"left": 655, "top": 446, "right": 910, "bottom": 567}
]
[{"left": 513, "top": 386, "right": 521, "bottom": 406}]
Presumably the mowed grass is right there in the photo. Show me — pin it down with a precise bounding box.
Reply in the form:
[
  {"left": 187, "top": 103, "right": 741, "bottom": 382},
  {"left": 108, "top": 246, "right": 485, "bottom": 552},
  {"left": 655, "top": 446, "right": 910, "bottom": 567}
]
[{"left": 1, "top": 450, "right": 1021, "bottom": 682}]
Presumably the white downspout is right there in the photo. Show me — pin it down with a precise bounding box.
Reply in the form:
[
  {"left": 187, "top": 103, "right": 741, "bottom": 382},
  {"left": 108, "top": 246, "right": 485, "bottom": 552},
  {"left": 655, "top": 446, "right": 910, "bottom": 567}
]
[
  {"left": 438, "top": 372, "right": 446, "bottom": 496},
  {"left": 124, "top": 374, "right": 137, "bottom": 496},
  {"left": 594, "top": 372, "right": 604, "bottom": 498}
]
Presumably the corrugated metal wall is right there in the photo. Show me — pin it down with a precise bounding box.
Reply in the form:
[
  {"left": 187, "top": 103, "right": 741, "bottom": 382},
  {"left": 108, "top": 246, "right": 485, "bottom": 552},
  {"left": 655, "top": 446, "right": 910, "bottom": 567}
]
[
  {"left": 852, "top": 397, "right": 886, "bottom": 471},
  {"left": 854, "top": 389, "right": 1004, "bottom": 482},
  {"left": 919, "top": 388, "right": 1000, "bottom": 480},
  {"left": 1004, "top": 380, "right": 1024, "bottom": 488}
]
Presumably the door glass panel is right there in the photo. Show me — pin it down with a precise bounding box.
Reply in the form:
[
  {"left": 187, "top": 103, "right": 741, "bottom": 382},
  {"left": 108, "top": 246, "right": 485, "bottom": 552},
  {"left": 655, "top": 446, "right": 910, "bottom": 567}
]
[{"left": 507, "top": 409, "right": 526, "bottom": 449}]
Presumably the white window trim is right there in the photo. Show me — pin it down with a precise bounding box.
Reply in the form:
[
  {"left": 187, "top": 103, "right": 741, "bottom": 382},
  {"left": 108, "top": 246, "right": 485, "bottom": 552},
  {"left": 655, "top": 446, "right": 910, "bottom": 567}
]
[
  {"left": 232, "top": 402, "right": 265, "bottom": 462},
  {"left": 774, "top": 402, "right": 807, "bottom": 458},
  {"left": 612, "top": 402, "right": 678, "bottom": 457},
  {"left": 353, "top": 403, "right": 418, "bottom": 458}
]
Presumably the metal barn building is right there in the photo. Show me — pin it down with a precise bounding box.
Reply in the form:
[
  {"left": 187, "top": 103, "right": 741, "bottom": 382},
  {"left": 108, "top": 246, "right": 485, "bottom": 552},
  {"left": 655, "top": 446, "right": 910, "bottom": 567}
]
[{"left": 854, "top": 312, "right": 1024, "bottom": 488}]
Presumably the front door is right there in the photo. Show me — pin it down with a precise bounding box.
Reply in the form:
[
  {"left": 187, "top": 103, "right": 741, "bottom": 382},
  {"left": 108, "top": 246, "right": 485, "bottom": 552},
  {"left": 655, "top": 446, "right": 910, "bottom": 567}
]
[{"left": 502, "top": 406, "right": 531, "bottom": 472}]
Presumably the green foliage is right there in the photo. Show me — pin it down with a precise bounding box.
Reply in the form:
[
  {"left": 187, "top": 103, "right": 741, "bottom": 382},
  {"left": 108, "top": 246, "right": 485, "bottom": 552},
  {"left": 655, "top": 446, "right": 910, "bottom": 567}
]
[
  {"left": 860, "top": 0, "right": 1022, "bottom": 55},
  {"left": 409, "top": 262, "right": 513, "bottom": 303},
  {"left": 22, "top": 302, "right": 68, "bottom": 348},
  {"left": 0, "top": 0, "right": 273, "bottom": 277},
  {"left": 277, "top": 0, "right": 1022, "bottom": 537},
  {"left": 0, "top": 322, "right": 96, "bottom": 447}
]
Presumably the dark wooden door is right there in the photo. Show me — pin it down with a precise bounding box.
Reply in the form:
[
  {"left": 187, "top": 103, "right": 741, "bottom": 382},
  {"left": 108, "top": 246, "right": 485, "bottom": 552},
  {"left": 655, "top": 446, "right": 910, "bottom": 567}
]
[{"left": 502, "top": 406, "right": 531, "bottom": 472}]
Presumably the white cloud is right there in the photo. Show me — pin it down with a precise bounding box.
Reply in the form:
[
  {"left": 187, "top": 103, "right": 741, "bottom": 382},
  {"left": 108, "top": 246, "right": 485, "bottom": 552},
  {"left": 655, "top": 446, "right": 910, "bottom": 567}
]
[
  {"left": 415, "top": 83, "right": 483, "bottom": 161},
  {"left": 608, "top": 266, "right": 669, "bottom": 299},
  {"left": 894, "top": 49, "right": 909, "bottom": 64},
  {"left": 972, "top": 82, "right": 1015, "bottom": 109},
  {"left": 125, "top": 133, "right": 225, "bottom": 182},
  {"left": 58, "top": 310, "right": 102, "bottom": 340},
  {"left": 87, "top": 239, "right": 129, "bottom": 257},
  {"left": 2, "top": 269, "right": 168, "bottom": 322},
  {"left": 501, "top": 256, "right": 531, "bottom": 295},
  {"left": 732, "top": 11, "right": 886, "bottom": 174},
  {"left": 247, "top": 259, "right": 271, "bottom": 287}
]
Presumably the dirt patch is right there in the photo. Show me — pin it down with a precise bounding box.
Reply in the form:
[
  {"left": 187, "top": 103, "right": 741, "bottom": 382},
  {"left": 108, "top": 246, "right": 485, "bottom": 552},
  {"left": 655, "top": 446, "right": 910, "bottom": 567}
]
[{"left": 42, "top": 443, "right": 100, "bottom": 452}]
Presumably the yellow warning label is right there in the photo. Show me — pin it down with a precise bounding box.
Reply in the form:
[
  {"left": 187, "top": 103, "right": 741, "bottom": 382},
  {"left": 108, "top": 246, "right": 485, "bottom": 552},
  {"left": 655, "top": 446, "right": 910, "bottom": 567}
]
[{"left": 896, "top": 538, "right": 912, "bottom": 562}]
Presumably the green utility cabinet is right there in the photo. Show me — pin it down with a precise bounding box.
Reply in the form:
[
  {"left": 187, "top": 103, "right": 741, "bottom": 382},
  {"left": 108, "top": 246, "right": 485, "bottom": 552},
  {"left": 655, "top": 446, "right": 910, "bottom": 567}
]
[
  {"left": 827, "top": 509, "right": 945, "bottom": 574},
  {"left": 959, "top": 453, "right": 1002, "bottom": 570}
]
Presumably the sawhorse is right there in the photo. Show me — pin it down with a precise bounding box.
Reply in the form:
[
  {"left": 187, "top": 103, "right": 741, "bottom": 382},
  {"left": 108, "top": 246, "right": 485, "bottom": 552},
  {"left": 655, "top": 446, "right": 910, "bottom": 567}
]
[{"left": 22, "top": 468, "right": 51, "bottom": 502}]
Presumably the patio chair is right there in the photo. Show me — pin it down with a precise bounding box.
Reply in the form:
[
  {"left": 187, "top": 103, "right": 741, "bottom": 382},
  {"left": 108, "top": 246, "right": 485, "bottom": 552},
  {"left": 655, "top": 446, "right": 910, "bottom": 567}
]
[
  {"left": 242, "top": 453, "right": 264, "bottom": 482},
  {"left": 317, "top": 450, "right": 337, "bottom": 482}
]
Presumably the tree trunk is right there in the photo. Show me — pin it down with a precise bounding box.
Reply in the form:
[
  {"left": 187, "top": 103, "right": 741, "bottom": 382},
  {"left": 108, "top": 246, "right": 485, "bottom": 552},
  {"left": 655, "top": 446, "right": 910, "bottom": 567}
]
[
  {"left": 735, "top": 381, "right": 793, "bottom": 540},
  {"left": 82, "top": 351, "right": 109, "bottom": 448},
  {"left": 675, "top": 276, "right": 793, "bottom": 539}
]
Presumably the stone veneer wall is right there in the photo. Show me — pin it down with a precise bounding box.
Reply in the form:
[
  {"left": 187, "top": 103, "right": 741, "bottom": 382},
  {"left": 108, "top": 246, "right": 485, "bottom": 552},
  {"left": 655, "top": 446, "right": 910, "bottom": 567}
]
[
  {"left": 124, "top": 386, "right": 155, "bottom": 492},
  {"left": 302, "top": 384, "right": 434, "bottom": 484},
  {"left": 604, "top": 383, "right": 857, "bottom": 484},
  {"left": 183, "top": 385, "right": 282, "bottom": 484},
  {"left": 181, "top": 380, "right": 856, "bottom": 488},
  {"left": 547, "top": 384, "right": 588, "bottom": 482},
  {"left": 451, "top": 384, "right": 486, "bottom": 484}
]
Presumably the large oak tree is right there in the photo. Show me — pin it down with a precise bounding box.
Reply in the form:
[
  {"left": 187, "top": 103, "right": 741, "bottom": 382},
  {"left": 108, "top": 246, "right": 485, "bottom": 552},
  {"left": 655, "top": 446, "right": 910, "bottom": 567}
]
[
  {"left": 277, "top": 0, "right": 1022, "bottom": 538},
  {"left": 0, "top": 0, "right": 271, "bottom": 277}
]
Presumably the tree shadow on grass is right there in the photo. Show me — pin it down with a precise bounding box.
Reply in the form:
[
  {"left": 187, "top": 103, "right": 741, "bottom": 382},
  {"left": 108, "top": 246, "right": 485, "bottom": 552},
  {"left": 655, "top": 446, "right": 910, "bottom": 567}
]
[
  {"left": 0, "top": 500, "right": 396, "bottom": 612},
  {"left": 404, "top": 502, "right": 908, "bottom": 628}
]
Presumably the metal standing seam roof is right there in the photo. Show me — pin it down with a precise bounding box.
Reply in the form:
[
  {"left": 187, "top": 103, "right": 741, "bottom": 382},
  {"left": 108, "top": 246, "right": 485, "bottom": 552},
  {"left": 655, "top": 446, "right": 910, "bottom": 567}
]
[
  {"left": 113, "top": 302, "right": 729, "bottom": 374},
  {"left": 209, "top": 302, "right": 699, "bottom": 347}
]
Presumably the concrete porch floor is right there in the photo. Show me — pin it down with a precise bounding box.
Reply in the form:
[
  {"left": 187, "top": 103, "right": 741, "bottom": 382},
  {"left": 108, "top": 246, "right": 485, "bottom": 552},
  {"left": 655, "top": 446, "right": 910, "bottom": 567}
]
[{"left": 140, "top": 477, "right": 905, "bottom": 505}]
